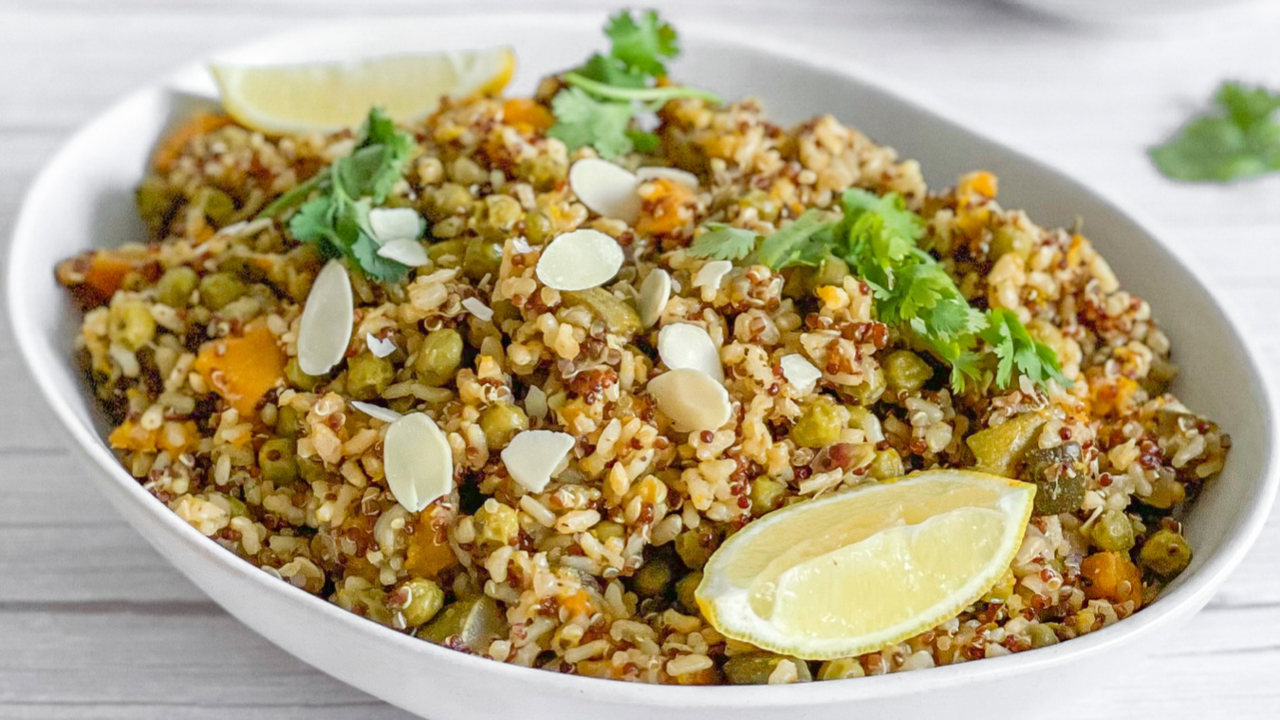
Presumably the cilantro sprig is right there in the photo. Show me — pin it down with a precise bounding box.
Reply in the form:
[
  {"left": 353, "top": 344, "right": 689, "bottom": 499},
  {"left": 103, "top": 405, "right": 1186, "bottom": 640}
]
[
  {"left": 697, "top": 188, "right": 1068, "bottom": 393},
  {"left": 1151, "top": 81, "right": 1280, "bottom": 182},
  {"left": 548, "top": 10, "right": 722, "bottom": 160},
  {"left": 261, "top": 108, "right": 419, "bottom": 282}
]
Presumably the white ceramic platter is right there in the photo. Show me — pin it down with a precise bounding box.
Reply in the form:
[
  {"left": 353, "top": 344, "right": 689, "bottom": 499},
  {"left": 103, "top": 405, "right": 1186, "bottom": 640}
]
[{"left": 6, "top": 13, "right": 1277, "bottom": 720}]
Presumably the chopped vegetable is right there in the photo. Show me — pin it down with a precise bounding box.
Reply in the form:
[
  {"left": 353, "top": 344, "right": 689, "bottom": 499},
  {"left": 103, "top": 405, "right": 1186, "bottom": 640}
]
[
  {"left": 1080, "top": 551, "right": 1143, "bottom": 607},
  {"left": 193, "top": 321, "right": 287, "bottom": 418},
  {"left": 1150, "top": 81, "right": 1280, "bottom": 182}
]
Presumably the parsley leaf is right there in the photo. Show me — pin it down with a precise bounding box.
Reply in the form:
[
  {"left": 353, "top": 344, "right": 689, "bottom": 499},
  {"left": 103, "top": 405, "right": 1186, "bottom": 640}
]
[
  {"left": 1150, "top": 81, "right": 1280, "bottom": 182},
  {"left": 548, "top": 10, "right": 719, "bottom": 160},
  {"left": 280, "top": 108, "right": 418, "bottom": 282},
  {"left": 689, "top": 224, "right": 759, "bottom": 261},
  {"left": 605, "top": 9, "right": 679, "bottom": 77},
  {"left": 756, "top": 210, "right": 831, "bottom": 269}
]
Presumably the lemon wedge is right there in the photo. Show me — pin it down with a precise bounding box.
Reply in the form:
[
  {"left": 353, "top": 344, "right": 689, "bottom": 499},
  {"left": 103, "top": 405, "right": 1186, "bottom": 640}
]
[
  {"left": 696, "top": 470, "right": 1035, "bottom": 660},
  {"left": 210, "top": 48, "right": 515, "bottom": 135}
]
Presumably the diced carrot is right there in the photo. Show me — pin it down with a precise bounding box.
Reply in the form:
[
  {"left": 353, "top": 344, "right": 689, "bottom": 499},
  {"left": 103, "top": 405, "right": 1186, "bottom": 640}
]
[
  {"left": 56, "top": 249, "right": 157, "bottom": 307},
  {"left": 636, "top": 177, "right": 696, "bottom": 238},
  {"left": 193, "top": 321, "right": 286, "bottom": 419},
  {"left": 502, "top": 98, "right": 554, "bottom": 134},
  {"left": 405, "top": 506, "right": 459, "bottom": 578},
  {"left": 959, "top": 170, "right": 999, "bottom": 201},
  {"left": 152, "top": 112, "right": 233, "bottom": 173},
  {"left": 1080, "top": 551, "right": 1143, "bottom": 608},
  {"left": 559, "top": 589, "right": 595, "bottom": 617},
  {"left": 109, "top": 420, "right": 158, "bottom": 452}
]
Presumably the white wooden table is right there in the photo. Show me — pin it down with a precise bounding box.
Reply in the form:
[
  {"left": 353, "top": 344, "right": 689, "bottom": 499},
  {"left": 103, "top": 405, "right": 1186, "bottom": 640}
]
[{"left": 3, "top": 0, "right": 1280, "bottom": 717}]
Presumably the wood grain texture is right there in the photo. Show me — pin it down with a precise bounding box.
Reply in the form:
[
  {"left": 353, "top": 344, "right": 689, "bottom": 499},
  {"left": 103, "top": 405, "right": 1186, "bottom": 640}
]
[{"left": 2, "top": 0, "right": 1279, "bottom": 717}]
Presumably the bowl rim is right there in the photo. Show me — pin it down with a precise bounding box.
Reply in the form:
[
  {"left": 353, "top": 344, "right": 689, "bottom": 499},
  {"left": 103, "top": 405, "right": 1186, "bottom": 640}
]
[{"left": 7, "top": 11, "right": 1278, "bottom": 709}]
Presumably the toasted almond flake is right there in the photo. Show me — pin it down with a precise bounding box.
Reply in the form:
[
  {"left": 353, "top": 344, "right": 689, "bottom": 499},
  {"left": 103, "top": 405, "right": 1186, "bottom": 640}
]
[
  {"left": 367, "top": 207, "right": 423, "bottom": 244},
  {"left": 501, "top": 430, "right": 576, "bottom": 493},
  {"left": 350, "top": 401, "right": 403, "bottom": 424},
  {"left": 636, "top": 166, "right": 700, "bottom": 189},
  {"left": 780, "top": 354, "right": 822, "bottom": 394},
  {"left": 376, "top": 238, "right": 429, "bottom": 267},
  {"left": 383, "top": 412, "right": 453, "bottom": 512},
  {"left": 525, "top": 386, "right": 548, "bottom": 420},
  {"left": 657, "top": 323, "right": 724, "bottom": 382},
  {"left": 569, "top": 157, "right": 642, "bottom": 224},
  {"left": 213, "top": 217, "right": 273, "bottom": 240},
  {"left": 692, "top": 260, "right": 733, "bottom": 292},
  {"left": 535, "top": 229, "right": 624, "bottom": 291},
  {"left": 511, "top": 236, "right": 533, "bottom": 253},
  {"left": 638, "top": 268, "right": 671, "bottom": 328},
  {"left": 297, "top": 260, "right": 354, "bottom": 376},
  {"left": 365, "top": 333, "right": 397, "bottom": 358},
  {"left": 648, "top": 368, "right": 732, "bottom": 432},
  {"left": 462, "top": 297, "right": 494, "bottom": 322}
]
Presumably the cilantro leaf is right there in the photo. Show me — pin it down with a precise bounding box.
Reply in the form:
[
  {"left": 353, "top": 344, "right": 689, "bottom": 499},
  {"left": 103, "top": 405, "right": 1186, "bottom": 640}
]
[
  {"left": 979, "top": 309, "right": 1068, "bottom": 389},
  {"left": 279, "top": 108, "right": 418, "bottom": 281},
  {"left": 757, "top": 210, "right": 831, "bottom": 269},
  {"left": 605, "top": 9, "right": 679, "bottom": 76},
  {"left": 1150, "top": 81, "right": 1280, "bottom": 182},
  {"left": 689, "top": 224, "right": 758, "bottom": 261},
  {"left": 578, "top": 53, "right": 648, "bottom": 89},
  {"left": 548, "top": 87, "right": 639, "bottom": 159}
]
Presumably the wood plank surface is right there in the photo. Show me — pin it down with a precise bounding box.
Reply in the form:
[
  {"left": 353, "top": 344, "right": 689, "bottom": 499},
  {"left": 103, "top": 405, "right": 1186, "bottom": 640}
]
[{"left": 2, "top": 0, "right": 1278, "bottom": 717}]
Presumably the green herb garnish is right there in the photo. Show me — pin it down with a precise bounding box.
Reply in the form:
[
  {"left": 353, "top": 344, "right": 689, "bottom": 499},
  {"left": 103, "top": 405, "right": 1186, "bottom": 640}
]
[
  {"left": 1150, "top": 81, "right": 1280, "bottom": 182},
  {"left": 705, "top": 188, "right": 1068, "bottom": 393},
  {"left": 548, "top": 10, "right": 721, "bottom": 160},
  {"left": 688, "top": 223, "right": 759, "bottom": 261},
  {"left": 264, "top": 108, "right": 419, "bottom": 282}
]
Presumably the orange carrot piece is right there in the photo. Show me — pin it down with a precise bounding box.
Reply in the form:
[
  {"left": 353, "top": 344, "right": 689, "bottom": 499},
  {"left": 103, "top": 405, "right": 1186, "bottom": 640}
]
[
  {"left": 501, "top": 98, "right": 554, "bottom": 134},
  {"left": 194, "top": 321, "right": 286, "bottom": 419}
]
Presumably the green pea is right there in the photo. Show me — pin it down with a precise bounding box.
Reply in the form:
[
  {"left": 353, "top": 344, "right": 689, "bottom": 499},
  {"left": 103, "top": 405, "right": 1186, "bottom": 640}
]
[
  {"left": 107, "top": 300, "right": 156, "bottom": 351},
  {"left": 285, "top": 357, "right": 321, "bottom": 391},
  {"left": 397, "top": 577, "right": 446, "bottom": 628},
  {"left": 136, "top": 175, "right": 178, "bottom": 227},
  {"left": 791, "top": 397, "right": 844, "bottom": 449},
  {"left": 783, "top": 255, "right": 849, "bottom": 298},
  {"left": 723, "top": 653, "right": 812, "bottom": 685},
  {"left": 845, "top": 366, "right": 886, "bottom": 406},
  {"left": 593, "top": 520, "right": 626, "bottom": 544},
  {"left": 417, "top": 596, "right": 509, "bottom": 653},
  {"left": 523, "top": 210, "right": 555, "bottom": 244},
  {"left": 867, "top": 448, "right": 905, "bottom": 480},
  {"left": 197, "top": 187, "right": 237, "bottom": 225},
  {"left": 1139, "top": 529, "right": 1192, "bottom": 578},
  {"left": 463, "top": 238, "right": 504, "bottom": 280},
  {"left": 884, "top": 350, "right": 933, "bottom": 395},
  {"left": 674, "top": 525, "right": 723, "bottom": 570},
  {"left": 275, "top": 405, "right": 302, "bottom": 438},
  {"left": 297, "top": 456, "right": 329, "bottom": 483},
  {"left": 155, "top": 266, "right": 199, "bottom": 308},
  {"left": 1027, "top": 623, "right": 1060, "bottom": 649},
  {"left": 675, "top": 570, "right": 703, "bottom": 614},
  {"left": 1091, "top": 510, "right": 1136, "bottom": 552},
  {"left": 749, "top": 478, "right": 787, "bottom": 518},
  {"left": 198, "top": 271, "right": 248, "bottom": 311},
  {"left": 415, "top": 328, "right": 464, "bottom": 386},
  {"left": 990, "top": 224, "right": 1035, "bottom": 261},
  {"left": 633, "top": 555, "right": 676, "bottom": 598},
  {"left": 347, "top": 353, "right": 395, "bottom": 401},
  {"left": 478, "top": 403, "right": 529, "bottom": 451},
  {"left": 258, "top": 438, "right": 298, "bottom": 484},
  {"left": 427, "top": 239, "right": 468, "bottom": 268}
]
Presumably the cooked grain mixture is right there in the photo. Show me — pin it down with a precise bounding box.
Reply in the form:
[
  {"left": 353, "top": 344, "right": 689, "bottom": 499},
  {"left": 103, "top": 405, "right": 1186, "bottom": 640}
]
[{"left": 57, "top": 77, "right": 1227, "bottom": 684}]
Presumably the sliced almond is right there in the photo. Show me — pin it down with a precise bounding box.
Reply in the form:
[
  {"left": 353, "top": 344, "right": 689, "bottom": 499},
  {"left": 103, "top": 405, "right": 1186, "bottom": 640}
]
[
  {"left": 524, "top": 386, "right": 548, "bottom": 420},
  {"left": 461, "top": 297, "right": 494, "bottom": 322},
  {"left": 648, "top": 368, "right": 732, "bottom": 433},
  {"left": 780, "top": 354, "right": 822, "bottom": 394},
  {"left": 535, "top": 229, "right": 624, "bottom": 292},
  {"left": 351, "top": 400, "right": 403, "bottom": 424},
  {"left": 368, "top": 207, "right": 423, "bottom": 244},
  {"left": 366, "top": 332, "right": 397, "bottom": 358},
  {"left": 569, "top": 157, "right": 643, "bottom": 224},
  {"left": 376, "top": 238, "right": 429, "bottom": 267},
  {"left": 637, "top": 268, "right": 671, "bottom": 328},
  {"left": 657, "top": 323, "right": 724, "bottom": 382},
  {"left": 297, "top": 259, "right": 354, "bottom": 376},
  {"left": 636, "top": 166, "right": 699, "bottom": 189},
  {"left": 383, "top": 412, "right": 453, "bottom": 512},
  {"left": 501, "top": 430, "right": 576, "bottom": 493},
  {"left": 692, "top": 260, "right": 733, "bottom": 292}
]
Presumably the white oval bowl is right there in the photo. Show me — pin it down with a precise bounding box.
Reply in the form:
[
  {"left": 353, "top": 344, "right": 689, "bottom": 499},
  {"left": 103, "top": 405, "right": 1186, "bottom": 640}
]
[{"left": 7, "top": 13, "right": 1277, "bottom": 720}]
